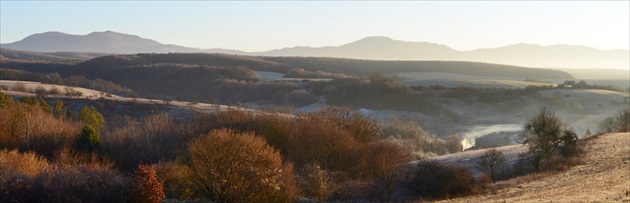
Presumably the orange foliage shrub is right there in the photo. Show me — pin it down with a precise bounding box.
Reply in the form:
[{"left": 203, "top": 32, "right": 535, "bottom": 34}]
[
  {"left": 0, "top": 149, "right": 51, "bottom": 177},
  {"left": 0, "top": 102, "right": 81, "bottom": 158},
  {"left": 183, "top": 129, "right": 298, "bottom": 202},
  {"left": 129, "top": 165, "right": 165, "bottom": 203},
  {"left": 287, "top": 118, "right": 362, "bottom": 173}
]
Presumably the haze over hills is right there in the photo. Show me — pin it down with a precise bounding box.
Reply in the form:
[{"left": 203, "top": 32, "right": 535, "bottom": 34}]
[
  {"left": 1, "top": 31, "right": 628, "bottom": 69},
  {"left": 0, "top": 31, "right": 215, "bottom": 54},
  {"left": 0, "top": 47, "right": 111, "bottom": 61}
]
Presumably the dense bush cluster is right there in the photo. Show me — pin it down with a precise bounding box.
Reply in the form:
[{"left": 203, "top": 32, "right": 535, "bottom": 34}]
[
  {"left": 380, "top": 116, "right": 463, "bottom": 158},
  {"left": 1, "top": 90, "right": 593, "bottom": 202},
  {"left": 0, "top": 97, "right": 81, "bottom": 158},
  {"left": 408, "top": 160, "right": 484, "bottom": 200},
  {"left": 0, "top": 93, "right": 419, "bottom": 202}
]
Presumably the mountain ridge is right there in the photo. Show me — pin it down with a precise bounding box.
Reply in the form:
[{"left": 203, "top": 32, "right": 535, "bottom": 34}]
[{"left": 2, "top": 31, "right": 628, "bottom": 69}]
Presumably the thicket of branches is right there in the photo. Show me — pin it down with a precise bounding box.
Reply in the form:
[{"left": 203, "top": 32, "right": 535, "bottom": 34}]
[
  {"left": 598, "top": 109, "right": 630, "bottom": 133},
  {"left": 0, "top": 93, "right": 421, "bottom": 202},
  {"left": 520, "top": 107, "right": 580, "bottom": 172}
]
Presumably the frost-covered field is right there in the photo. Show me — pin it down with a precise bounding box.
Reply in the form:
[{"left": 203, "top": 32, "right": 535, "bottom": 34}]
[{"left": 436, "top": 132, "right": 630, "bottom": 202}]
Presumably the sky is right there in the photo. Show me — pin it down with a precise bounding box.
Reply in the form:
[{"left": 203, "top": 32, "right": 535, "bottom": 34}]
[{"left": 1, "top": 1, "right": 628, "bottom": 52}]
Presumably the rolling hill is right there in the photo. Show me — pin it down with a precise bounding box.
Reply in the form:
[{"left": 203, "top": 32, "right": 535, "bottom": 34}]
[
  {"left": 2, "top": 31, "right": 627, "bottom": 69},
  {"left": 1, "top": 31, "right": 207, "bottom": 54}
]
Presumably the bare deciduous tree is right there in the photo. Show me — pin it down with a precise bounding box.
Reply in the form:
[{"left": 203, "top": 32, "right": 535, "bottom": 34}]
[
  {"left": 598, "top": 117, "right": 616, "bottom": 133},
  {"left": 521, "top": 107, "right": 577, "bottom": 171},
  {"left": 615, "top": 109, "right": 630, "bottom": 132},
  {"left": 475, "top": 148, "right": 506, "bottom": 182}
]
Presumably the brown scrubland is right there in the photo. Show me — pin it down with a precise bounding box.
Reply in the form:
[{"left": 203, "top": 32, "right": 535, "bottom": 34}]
[{"left": 1, "top": 90, "right": 628, "bottom": 202}]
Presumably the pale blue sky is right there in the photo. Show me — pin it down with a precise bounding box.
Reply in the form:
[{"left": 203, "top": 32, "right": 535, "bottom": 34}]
[{"left": 1, "top": 1, "right": 628, "bottom": 52}]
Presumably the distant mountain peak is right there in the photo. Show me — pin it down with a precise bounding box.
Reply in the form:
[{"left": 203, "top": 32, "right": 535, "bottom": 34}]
[
  {"left": 1, "top": 31, "right": 627, "bottom": 69},
  {"left": 348, "top": 36, "right": 451, "bottom": 49},
  {"left": 350, "top": 36, "right": 403, "bottom": 45},
  {"left": 40, "top": 31, "right": 68, "bottom": 35},
  {"left": 359, "top": 36, "right": 394, "bottom": 41},
  {"left": 0, "top": 30, "right": 197, "bottom": 53}
]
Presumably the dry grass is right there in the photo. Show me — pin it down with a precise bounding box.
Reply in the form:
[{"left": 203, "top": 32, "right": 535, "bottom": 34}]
[
  {"left": 1, "top": 80, "right": 105, "bottom": 97},
  {"left": 437, "top": 132, "right": 630, "bottom": 202}
]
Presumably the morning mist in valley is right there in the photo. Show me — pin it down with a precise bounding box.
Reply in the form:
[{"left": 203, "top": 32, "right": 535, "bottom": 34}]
[{"left": 1, "top": 1, "right": 628, "bottom": 202}]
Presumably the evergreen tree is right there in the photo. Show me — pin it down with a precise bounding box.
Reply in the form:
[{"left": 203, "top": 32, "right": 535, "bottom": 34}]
[
  {"left": 79, "top": 106, "right": 105, "bottom": 132},
  {"left": 77, "top": 124, "right": 100, "bottom": 152}
]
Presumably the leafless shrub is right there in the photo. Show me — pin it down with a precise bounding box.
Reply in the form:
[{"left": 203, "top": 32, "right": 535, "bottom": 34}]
[
  {"left": 11, "top": 82, "right": 27, "bottom": 92},
  {"left": 0, "top": 149, "right": 126, "bottom": 202},
  {"left": 0, "top": 149, "right": 51, "bottom": 177},
  {"left": 34, "top": 85, "right": 48, "bottom": 96},
  {"left": 361, "top": 141, "right": 412, "bottom": 200},
  {"left": 615, "top": 109, "right": 630, "bottom": 132},
  {"left": 53, "top": 147, "right": 113, "bottom": 169},
  {"left": 475, "top": 148, "right": 507, "bottom": 182},
  {"left": 182, "top": 129, "right": 297, "bottom": 202},
  {"left": 409, "top": 160, "right": 482, "bottom": 200},
  {"left": 299, "top": 163, "right": 336, "bottom": 201},
  {"left": 307, "top": 106, "right": 380, "bottom": 143},
  {"left": 102, "top": 114, "right": 190, "bottom": 172},
  {"left": 287, "top": 118, "right": 361, "bottom": 173},
  {"left": 48, "top": 86, "right": 62, "bottom": 95},
  {"left": 380, "top": 116, "right": 453, "bottom": 156},
  {"left": 598, "top": 117, "right": 617, "bottom": 133},
  {"left": 34, "top": 165, "right": 128, "bottom": 202},
  {"left": 445, "top": 134, "right": 463, "bottom": 153},
  {"left": 0, "top": 102, "right": 81, "bottom": 158},
  {"left": 64, "top": 87, "right": 83, "bottom": 97}
]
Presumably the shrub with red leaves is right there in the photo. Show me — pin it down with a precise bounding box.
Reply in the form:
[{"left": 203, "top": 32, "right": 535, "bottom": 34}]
[{"left": 129, "top": 165, "right": 164, "bottom": 203}]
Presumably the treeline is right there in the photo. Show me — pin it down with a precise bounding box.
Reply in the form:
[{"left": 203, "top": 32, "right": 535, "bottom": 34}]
[
  {"left": 5, "top": 52, "right": 574, "bottom": 80},
  {"left": 558, "top": 80, "right": 628, "bottom": 92},
  {"left": 0, "top": 68, "right": 135, "bottom": 96},
  {"left": 263, "top": 56, "right": 574, "bottom": 79},
  {"left": 0, "top": 60, "right": 74, "bottom": 74},
  {"left": 75, "top": 53, "right": 288, "bottom": 72}
]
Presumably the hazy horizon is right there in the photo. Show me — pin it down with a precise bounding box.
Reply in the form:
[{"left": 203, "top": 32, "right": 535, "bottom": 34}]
[
  {"left": 4, "top": 31, "right": 630, "bottom": 53},
  {"left": 1, "top": 1, "right": 628, "bottom": 52}
]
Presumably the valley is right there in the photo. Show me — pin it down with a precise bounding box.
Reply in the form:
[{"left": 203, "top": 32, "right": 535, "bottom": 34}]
[{"left": 0, "top": 24, "right": 628, "bottom": 202}]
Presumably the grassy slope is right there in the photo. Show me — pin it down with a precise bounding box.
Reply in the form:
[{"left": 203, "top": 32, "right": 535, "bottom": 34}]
[{"left": 438, "top": 132, "right": 630, "bottom": 202}]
